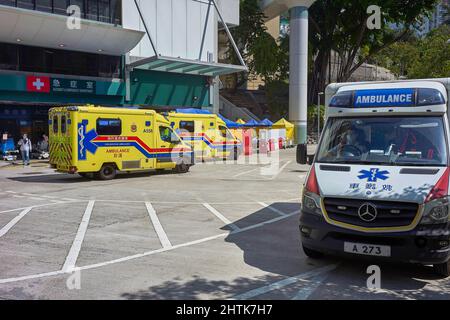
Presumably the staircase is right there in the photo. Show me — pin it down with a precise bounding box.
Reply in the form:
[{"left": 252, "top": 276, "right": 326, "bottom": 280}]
[
  {"left": 219, "top": 96, "right": 260, "bottom": 122},
  {"left": 220, "top": 90, "right": 266, "bottom": 120}
]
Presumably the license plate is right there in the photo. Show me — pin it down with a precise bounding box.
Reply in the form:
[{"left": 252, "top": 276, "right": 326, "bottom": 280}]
[{"left": 344, "top": 242, "right": 391, "bottom": 257}]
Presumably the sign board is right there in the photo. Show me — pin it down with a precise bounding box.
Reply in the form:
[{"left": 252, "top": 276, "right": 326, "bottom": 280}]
[
  {"left": 354, "top": 89, "right": 415, "bottom": 107},
  {"left": 26, "top": 76, "right": 51, "bottom": 93},
  {"left": 51, "top": 78, "right": 96, "bottom": 94}
]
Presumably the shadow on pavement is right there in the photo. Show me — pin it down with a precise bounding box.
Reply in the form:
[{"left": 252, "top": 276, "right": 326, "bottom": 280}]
[
  {"left": 7, "top": 169, "right": 182, "bottom": 184},
  {"left": 120, "top": 203, "right": 449, "bottom": 300}
]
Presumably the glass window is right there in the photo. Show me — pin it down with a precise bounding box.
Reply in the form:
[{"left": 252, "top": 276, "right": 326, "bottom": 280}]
[
  {"left": 53, "top": 0, "right": 69, "bottom": 15},
  {"left": 159, "top": 126, "right": 179, "bottom": 143},
  {"left": 53, "top": 116, "right": 59, "bottom": 134},
  {"left": 19, "top": 45, "right": 45, "bottom": 72},
  {"left": 110, "top": 0, "right": 121, "bottom": 25},
  {"left": 98, "top": 0, "right": 110, "bottom": 23},
  {"left": 97, "top": 118, "right": 121, "bottom": 135},
  {"left": 0, "top": 1, "right": 17, "bottom": 7},
  {"left": 87, "top": 0, "right": 99, "bottom": 21},
  {"left": 70, "top": 0, "right": 85, "bottom": 18},
  {"left": 179, "top": 121, "right": 195, "bottom": 133},
  {"left": 17, "top": 0, "right": 34, "bottom": 10},
  {"left": 316, "top": 116, "right": 448, "bottom": 167},
  {"left": 36, "top": 0, "right": 53, "bottom": 12},
  {"left": 0, "top": 43, "right": 18, "bottom": 71},
  {"left": 61, "top": 115, "right": 67, "bottom": 134}
]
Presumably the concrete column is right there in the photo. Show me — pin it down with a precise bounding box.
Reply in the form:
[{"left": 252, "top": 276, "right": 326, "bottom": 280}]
[{"left": 289, "top": 6, "right": 309, "bottom": 145}]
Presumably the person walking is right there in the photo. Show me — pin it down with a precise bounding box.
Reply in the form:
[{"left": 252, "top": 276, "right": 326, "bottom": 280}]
[{"left": 18, "top": 134, "right": 32, "bottom": 166}]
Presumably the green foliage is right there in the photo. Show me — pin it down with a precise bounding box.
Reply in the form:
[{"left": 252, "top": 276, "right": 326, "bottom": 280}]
[
  {"left": 374, "top": 25, "right": 450, "bottom": 78},
  {"left": 265, "top": 80, "right": 289, "bottom": 120},
  {"left": 409, "top": 26, "right": 450, "bottom": 78},
  {"left": 227, "top": 0, "right": 284, "bottom": 83}
]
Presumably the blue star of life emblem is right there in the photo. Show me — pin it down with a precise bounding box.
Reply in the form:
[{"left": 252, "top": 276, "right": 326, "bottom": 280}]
[{"left": 358, "top": 168, "right": 390, "bottom": 182}]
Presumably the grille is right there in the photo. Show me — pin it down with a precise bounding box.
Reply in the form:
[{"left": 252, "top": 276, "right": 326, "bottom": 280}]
[
  {"left": 323, "top": 197, "right": 419, "bottom": 228},
  {"left": 122, "top": 160, "right": 141, "bottom": 169}
]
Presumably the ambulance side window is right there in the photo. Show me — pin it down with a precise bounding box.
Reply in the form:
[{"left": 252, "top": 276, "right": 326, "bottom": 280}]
[
  {"left": 180, "top": 121, "right": 195, "bottom": 133},
  {"left": 97, "top": 119, "right": 122, "bottom": 136},
  {"left": 61, "top": 116, "right": 67, "bottom": 134},
  {"left": 52, "top": 116, "right": 58, "bottom": 133}
]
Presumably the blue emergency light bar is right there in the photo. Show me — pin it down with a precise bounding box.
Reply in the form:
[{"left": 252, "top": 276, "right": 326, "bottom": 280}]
[{"left": 329, "top": 87, "right": 445, "bottom": 109}]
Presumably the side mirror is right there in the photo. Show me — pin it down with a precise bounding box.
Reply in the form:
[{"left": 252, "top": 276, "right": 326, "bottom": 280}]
[
  {"left": 296, "top": 144, "right": 308, "bottom": 164},
  {"left": 308, "top": 154, "right": 315, "bottom": 165}
]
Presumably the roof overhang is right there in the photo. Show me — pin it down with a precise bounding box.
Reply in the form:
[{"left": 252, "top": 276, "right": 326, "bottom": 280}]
[
  {"left": 259, "top": 0, "right": 316, "bottom": 20},
  {"left": 0, "top": 5, "right": 145, "bottom": 55},
  {"left": 128, "top": 56, "right": 248, "bottom": 77}
]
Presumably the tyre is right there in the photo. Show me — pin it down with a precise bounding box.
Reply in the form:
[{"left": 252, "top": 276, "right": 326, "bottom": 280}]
[
  {"left": 97, "top": 164, "right": 117, "bottom": 180},
  {"left": 174, "top": 162, "right": 189, "bottom": 174},
  {"left": 302, "top": 245, "right": 324, "bottom": 259},
  {"left": 433, "top": 261, "right": 450, "bottom": 277}
]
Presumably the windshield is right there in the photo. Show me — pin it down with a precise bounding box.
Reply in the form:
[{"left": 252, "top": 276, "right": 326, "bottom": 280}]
[{"left": 316, "top": 116, "right": 448, "bottom": 167}]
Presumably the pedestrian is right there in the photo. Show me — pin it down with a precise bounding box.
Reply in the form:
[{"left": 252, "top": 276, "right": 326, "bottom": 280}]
[{"left": 18, "top": 134, "right": 32, "bottom": 166}]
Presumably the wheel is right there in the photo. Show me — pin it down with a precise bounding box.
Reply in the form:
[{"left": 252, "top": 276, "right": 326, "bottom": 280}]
[
  {"left": 97, "top": 164, "right": 117, "bottom": 180},
  {"left": 433, "top": 261, "right": 450, "bottom": 277},
  {"left": 174, "top": 162, "right": 189, "bottom": 174},
  {"left": 302, "top": 245, "right": 324, "bottom": 259}
]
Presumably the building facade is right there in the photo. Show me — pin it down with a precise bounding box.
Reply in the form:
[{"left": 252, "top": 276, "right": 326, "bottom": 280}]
[{"left": 0, "top": 0, "right": 243, "bottom": 142}]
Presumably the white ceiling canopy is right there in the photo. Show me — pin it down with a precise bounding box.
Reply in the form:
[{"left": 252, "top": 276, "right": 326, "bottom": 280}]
[{"left": 0, "top": 5, "right": 145, "bottom": 56}]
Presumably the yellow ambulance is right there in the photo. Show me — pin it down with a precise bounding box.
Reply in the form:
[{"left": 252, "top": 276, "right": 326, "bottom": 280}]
[
  {"left": 166, "top": 111, "right": 241, "bottom": 161},
  {"left": 49, "top": 106, "right": 194, "bottom": 180}
]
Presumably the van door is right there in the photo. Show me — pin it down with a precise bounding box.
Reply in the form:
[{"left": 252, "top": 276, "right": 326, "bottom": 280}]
[{"left": 156, "top": 123, "right": 180, "bottom": 169}]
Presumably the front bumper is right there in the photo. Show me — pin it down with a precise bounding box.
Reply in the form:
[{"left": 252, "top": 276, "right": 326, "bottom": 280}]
[{"left": 300, "top": 211, "right": 450, "bottom": 265}]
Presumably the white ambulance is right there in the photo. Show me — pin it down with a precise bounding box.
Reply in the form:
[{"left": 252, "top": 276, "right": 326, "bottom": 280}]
[{"left": 298, "top": 78, "right": 450, "bottom": 276}]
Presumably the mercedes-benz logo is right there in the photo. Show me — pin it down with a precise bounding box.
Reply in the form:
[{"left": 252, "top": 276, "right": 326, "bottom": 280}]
[{"left": 358, "top": 203, "right": 378, "bottom": 222}]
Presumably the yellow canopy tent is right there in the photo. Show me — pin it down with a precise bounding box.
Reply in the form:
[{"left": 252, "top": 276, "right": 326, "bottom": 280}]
[
  {"left": 273, "top": 118, "right": 295, "bottom": 142},
  {"left": 236, "top": 119, "right": 246, "bottom": 124}
]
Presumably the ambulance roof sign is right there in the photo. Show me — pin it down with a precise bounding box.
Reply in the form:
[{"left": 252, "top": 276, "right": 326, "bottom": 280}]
[
  {"left": 329, "top": 87, "right": 446, "bottom": 109},
  {"left": 354, "top": 88, "right": 414, "bottom": 107}
]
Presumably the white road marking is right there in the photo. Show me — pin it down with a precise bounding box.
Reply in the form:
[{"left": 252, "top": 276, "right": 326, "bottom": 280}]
[
  {"left": 268, "top": 160, "right": 292, "bottom": 180},
  {"left": 145, "top": 202, "right": 172, "bottom": 249},
  {"left": 232, "top": 168, "right": 259, "bottom": 178},
  {"left": 230, "top": 264, "right": 338, "bottom": 300},
  {"left": 6, "top": 191, "right": 17, "bottom": 194},
  {"left": 291, "top": 273, "right": 330, "bottom": 300},
  {"left": 0, "top": 209, "right": 300, "bottom": 285},
  {"left": 203, "top": 203, "right": 240, "bottom": 232},
  {"left": 12, "top": 195, "right": 25, "bottom": 198},
  {"left": 0, "top": 207, "right": 33, "bottom": 238},
  {"left": 257, "top": 202, "right": 287, "bottom": 216},
  {"left": 61, "top": 200, "right": 95, "bottom": 273}
]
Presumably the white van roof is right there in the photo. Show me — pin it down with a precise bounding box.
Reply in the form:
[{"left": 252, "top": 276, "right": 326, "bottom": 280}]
[{"left": 325, "top": 78, "right": 449, "bottom": 117}]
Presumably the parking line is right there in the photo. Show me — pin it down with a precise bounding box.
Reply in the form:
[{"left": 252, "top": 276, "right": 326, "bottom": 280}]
[
  {"left": 0, "top": 207, "right": 33, "bottom": 238},
  {"left": 232, "top": 168, "right": 259, "bottom": 178},
  {"left": 291, "top": 273, "right": 330, "bottom": 300},
  {"left": 145, "top": 202, "right": 172, "bottom": 249},
  {"left": 61, "top": 200, "right": 95, "bottom": 273},
  {"left": 230, "top": 264, "right": 338, "bottom": 300},
  {"left": 257, "top": 202, "right": 287, "bottom": 216},
  {"left": 203, "top": 203, "right": 240, "bottom": 232},
  {"left": 0, "top": 210, "right": 301, "bottom": 285}
]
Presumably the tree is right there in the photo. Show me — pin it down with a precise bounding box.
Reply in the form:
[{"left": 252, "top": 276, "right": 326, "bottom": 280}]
[
  {"left": 408, "top": 25, "right": 450, "bottom": 78},
  {"left": 307, "top": 0, "right": 439, "bottom": 104},
  {"left": 223, "top": 0, "right": 282, "bottom": 90}
]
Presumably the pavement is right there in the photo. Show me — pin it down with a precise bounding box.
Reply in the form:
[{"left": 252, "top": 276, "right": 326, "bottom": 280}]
[{"left": 0, "top": 148, "right": 449, "bottom": 300}]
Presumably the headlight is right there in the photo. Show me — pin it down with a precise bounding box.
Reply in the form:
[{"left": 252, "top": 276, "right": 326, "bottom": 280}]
[
  {"left": 421, "top": 197, "right": 450, "bottom": 225},
  {"left": 302, "top": 190, "right": 322, "bottom": 216}
]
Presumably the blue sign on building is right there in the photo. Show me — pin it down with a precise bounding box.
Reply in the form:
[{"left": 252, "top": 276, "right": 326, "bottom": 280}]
[{"left": 354, "top": 89, "right": 415, "bottom": 107}]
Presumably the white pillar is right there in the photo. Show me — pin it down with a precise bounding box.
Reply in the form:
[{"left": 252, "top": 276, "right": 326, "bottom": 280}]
[{"left": 289, "top": 6, "right": 309, "bottom": 145}]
